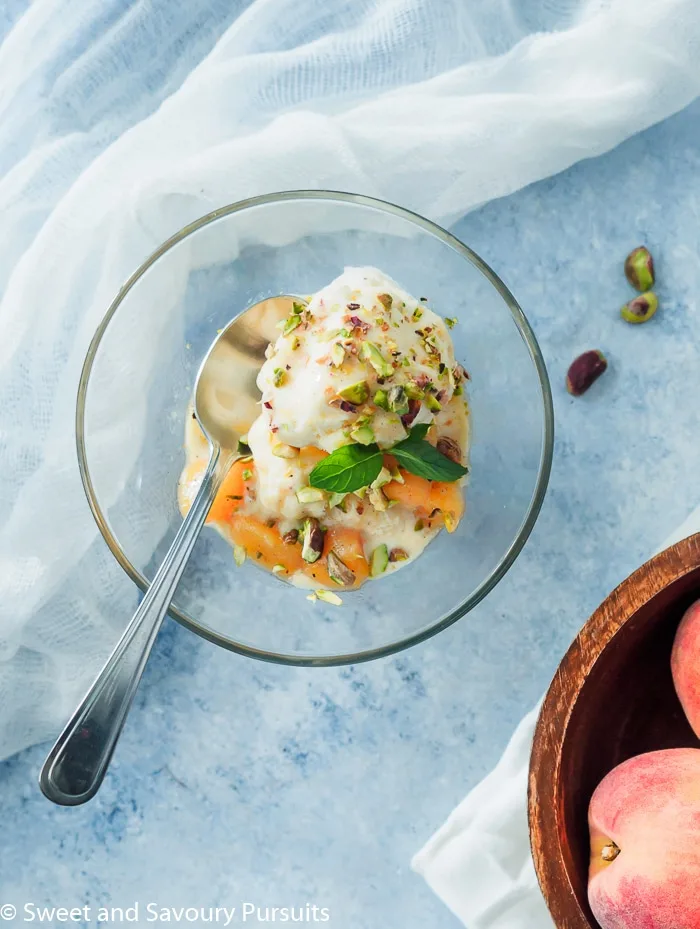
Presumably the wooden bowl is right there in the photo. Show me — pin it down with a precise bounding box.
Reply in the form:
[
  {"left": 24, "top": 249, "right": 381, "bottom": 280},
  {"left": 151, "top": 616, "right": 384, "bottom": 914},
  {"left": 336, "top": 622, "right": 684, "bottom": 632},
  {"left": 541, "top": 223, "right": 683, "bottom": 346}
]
[{"left": 528, "top": 532, "right": 700, "bottom": 929}]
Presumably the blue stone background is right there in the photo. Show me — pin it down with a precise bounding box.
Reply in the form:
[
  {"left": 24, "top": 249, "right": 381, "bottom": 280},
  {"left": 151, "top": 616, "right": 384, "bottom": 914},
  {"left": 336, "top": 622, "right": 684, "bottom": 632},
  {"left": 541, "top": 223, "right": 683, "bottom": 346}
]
[{"left": 3, "top": 3, "right": 700, "bottom": 926}]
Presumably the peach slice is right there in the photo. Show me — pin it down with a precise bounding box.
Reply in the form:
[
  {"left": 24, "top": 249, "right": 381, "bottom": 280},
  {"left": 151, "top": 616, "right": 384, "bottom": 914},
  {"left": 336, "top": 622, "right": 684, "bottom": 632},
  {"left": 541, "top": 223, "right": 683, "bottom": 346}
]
[
  {"left": 588, "top": 749, "right": 700, "bottom": 929},
  {"left": 302, "top": 526, "right": 368, "bottom": 589},
  {"left": 228, "top": 514, "right": 304, "bottom": 575},
  {"left": 382, "top": 466, "right": 464, "bottom": 532},
  {"left": 207, "top": 459, "right": 254, "bottom": 525}
]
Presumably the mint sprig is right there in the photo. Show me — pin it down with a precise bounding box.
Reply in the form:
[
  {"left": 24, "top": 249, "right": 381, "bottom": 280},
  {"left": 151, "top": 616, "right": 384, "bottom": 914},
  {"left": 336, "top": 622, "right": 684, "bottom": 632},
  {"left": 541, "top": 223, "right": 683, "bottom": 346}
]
[
  {"left": 391, "top": 426, "right": 468, "bottom": 482},
  {"left": 308, "top": 444, "right": 383, "bottom": 493},
  {"left": 308, "top": 424, "right": 467, "bottom": 493}
]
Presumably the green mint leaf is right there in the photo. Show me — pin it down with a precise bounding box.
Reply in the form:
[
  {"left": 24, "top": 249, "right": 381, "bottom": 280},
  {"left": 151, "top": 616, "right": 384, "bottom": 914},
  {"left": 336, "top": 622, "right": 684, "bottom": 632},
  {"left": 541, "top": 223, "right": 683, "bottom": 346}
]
[
  {"left": 392, "top": 428, "right": 468, "bottom": 482},
  {"left": 309, "top": 443, "right": 383, "bottom": 493},
  {"left": 407, "top": 423, "right": 430, "bottom": 442}
]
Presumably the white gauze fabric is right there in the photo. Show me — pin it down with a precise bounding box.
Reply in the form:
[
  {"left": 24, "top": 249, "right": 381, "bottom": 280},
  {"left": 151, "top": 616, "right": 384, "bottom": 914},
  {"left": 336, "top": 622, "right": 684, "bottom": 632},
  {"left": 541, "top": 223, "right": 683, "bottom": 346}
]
[{"left": 2, "top": 0, "right": 700, "bottom": 760}]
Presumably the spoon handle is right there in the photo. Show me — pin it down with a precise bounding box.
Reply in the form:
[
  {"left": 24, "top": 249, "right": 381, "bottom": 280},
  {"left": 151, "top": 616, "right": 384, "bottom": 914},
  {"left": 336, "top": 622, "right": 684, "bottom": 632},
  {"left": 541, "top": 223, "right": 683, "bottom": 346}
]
[{"left": 40, "top": 446, "right": 228, "bottom": 806}]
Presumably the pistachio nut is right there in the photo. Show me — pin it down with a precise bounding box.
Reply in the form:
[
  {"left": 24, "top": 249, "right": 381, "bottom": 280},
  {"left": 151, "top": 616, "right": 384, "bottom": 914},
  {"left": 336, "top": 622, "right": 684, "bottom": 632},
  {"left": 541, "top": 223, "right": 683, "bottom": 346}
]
[
  {"left": 621, "top": 292, "right": 658, "bottom": 324},
  {"left": 301, "top": 517, "right": 325, "bottom": 563},
  {"left": 566, "top": 350, "right": 608, "bottom": 396},
  {"left": 327, "top": 550, "right": 356, "bottom": 587},
  {"left": 624, "top": 246, "right": 655, "bottom": 292}
]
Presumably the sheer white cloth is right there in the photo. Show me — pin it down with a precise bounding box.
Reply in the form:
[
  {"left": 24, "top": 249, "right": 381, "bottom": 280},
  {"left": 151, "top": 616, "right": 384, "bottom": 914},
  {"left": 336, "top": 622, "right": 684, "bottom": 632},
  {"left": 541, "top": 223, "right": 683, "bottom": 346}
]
[{"left": 2, "top": 0, "right": 700, "bottom": 760}]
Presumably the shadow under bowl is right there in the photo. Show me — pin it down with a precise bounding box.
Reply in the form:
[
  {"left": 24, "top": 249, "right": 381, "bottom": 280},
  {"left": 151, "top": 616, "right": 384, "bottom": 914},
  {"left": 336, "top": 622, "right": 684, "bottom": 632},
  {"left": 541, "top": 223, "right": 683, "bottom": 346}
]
[{"left": 528, "top": 532, "right": 700, "bottom": 929}]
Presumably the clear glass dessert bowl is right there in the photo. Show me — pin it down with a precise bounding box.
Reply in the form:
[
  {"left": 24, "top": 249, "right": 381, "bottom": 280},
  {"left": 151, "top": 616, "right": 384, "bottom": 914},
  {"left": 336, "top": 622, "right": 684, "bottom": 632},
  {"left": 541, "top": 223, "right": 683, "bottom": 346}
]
[{"left": 78, "top": 191, "right": 554, "bottom": 665}]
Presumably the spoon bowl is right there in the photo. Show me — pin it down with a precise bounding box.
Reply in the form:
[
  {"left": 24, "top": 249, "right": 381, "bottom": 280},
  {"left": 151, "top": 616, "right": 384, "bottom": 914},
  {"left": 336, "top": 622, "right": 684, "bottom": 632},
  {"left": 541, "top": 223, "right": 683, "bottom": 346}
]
[{"left": 194, "top": 296, "right": 299, "bottom": 450}]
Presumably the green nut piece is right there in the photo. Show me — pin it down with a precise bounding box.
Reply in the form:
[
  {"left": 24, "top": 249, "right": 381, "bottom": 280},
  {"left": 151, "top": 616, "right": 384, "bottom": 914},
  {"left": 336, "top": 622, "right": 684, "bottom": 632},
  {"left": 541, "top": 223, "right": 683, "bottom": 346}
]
[
  {"left": 350, "top": 424, "right": 376, "bottom": 446},
  {"left": 373, "top": 388, "right": 389, "bottom": 411},
  {"left": 327, "top": 550, "right": 356, "bottom": 587},
  {"left": 339, "top": 380, "right": 370, "bottom": 404},
  {"left": 624, "top": 247, "right": 655, "bottom": 292},
  {"left": 330, "top": 342, "right": 346, "bottom": 367},
  {"left": 386, "top": 385, "right": 409, "bottom": 415},
  {"left": 360, "top": 342, "right": 394, "bottom": 378},
  {"left": 621, "top": 292, "right": 658, "bottom": 324},
  {"left": 369, "top": 544, "right": 389, "bottom": 577},
  {"left": 404, "top": 382, "right": 425, "bottom": 401},
  {"left": 296, "top": 486, "right": 325, "bottom": 504},
  {"left": 424, "top": 393, "right": 442, "bottom": 413},
  {"left": 301, "top": 517, "right": 324, "bottom": 563}
]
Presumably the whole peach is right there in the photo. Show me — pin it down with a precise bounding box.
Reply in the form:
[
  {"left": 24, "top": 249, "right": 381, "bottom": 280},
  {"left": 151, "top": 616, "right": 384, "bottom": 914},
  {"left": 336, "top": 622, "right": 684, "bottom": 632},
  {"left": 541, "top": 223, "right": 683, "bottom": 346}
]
[
  {"left": 588, "top": 749, "right": 700, "bottom": 929},
  {"left": 671, "top": 599, "right": 700, "bottom": 737}
]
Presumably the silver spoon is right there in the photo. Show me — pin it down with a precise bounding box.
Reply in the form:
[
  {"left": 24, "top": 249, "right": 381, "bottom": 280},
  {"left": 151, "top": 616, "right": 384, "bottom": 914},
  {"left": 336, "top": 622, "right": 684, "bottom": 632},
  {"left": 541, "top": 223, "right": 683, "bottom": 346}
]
[{"left": 40, "top": 295, "right": 301, "bottom": 806}]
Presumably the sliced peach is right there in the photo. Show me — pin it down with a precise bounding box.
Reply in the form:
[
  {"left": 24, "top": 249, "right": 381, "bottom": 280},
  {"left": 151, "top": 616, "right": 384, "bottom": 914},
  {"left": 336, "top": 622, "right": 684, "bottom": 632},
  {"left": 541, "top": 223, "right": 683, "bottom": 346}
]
[
  {"left": 207, "top": 459, "right": 254, "bottom": 525},
  {"left": 303, "top": 526, "right": 369, "bottom": 589},
  {"left": 228, "top": 514, "right": 305, "bottom": 574},
  {"left": 383, "top": 469, "right": 433, "bottom": 511},
  {"left": 429, "top": 481, "right": 465, "bottom": 532}
]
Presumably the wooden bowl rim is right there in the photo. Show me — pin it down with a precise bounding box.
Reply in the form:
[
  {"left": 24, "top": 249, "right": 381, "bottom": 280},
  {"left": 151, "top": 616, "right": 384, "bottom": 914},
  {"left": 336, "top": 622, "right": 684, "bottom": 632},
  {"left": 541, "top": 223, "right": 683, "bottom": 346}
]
[{"left": 528, "top": 531, "right": 700, "bottom": 928}]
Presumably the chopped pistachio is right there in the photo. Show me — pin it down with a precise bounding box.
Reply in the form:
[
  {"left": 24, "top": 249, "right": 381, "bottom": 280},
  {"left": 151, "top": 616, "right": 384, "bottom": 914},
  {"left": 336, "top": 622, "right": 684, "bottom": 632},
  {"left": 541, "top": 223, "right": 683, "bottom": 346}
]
[
  {"left": 339, "top": 380, "right": 370, "bottom": 404},
  {"left": 373, "top": 388, "right": 389, "bottom": 411},
  {"left": 445, "top": 317, "right": 457, "bottom": 329},
  {"left": 359, "top": 342, "right": 394, "bottom": 378},
  {"left": 377, "top": 293, "right": 393, "bottom": 310},
  {"left": 273, "top": 367, "right": 287, "bottom": 387},
  {"left": 296, "top": 486, "right": 325, "bottom": 504},
  {"left": 368, "top": 487, "right": 389, "bottom": 511},
  {"left": 242, "top": 468, "right": 253, "bottom": 481},
  {"left": 237, "top": 436, "right": 251, "bottom": 455},
  {"left": 412, "top": 307, "right": 423, "bottom": 321},
  {"left": 453, "top": 383, "right": 463, "bottom": 397},
  {"left": 330, "top": 343, "right": 345, "bottom": 367},
  {"left": 388, "top": 462, "right": 404, "bottom": 484},
  {"left": 414, "top": 518, "right": 425, "bottom": 531},
  {"left": 401, "top": 358, "right": 411, "bottom": 367},
  {"left": 316, "top": 589, "right": 342, "bottom": 606},
  {"left": 424, "top": 393, "right": 442, "bottom": 413},
  {"left": 329, "top": 492, "right": 347, "bottom": 509},
  {"left": 443, "top": 511, "right": 458, "bottom": 533},
  {"left": 386, "top": 385, "right": 409, "bottom": 415},
  {"left": 370, "top": 544, "right": 389, "bottom": 577},
  {"left": 327, "top": 550, "right": 356, "bottom": 587},
  {"left": 350, "top": 424, "right": 375, "bottom": 446},
  {"left": 436, "top": 436, "right": 462, "bottom": 463},
  {"left": 272, "top": 442, "right": 298, "bottom": 459},
  {"left": 292, "top": 301, "right": 306, "bottom": 315},
  {"left": 272, "top": 564, "right": 287, "bottom": 575},
  {"left": 389, "top": 548, "right": 409, "bottom": 562},
  {"left": 233, "top": 545, "right": 246, "bottom": 566},
  {"left": 301, "top": 517, "right": 324, "bottom": 563},
  {"left": 282, "top": 314, "right": 302, "bottom": 336},
  {"left": 291, "top": 335, "right": 301, "bottom": 351},
  {"left": 404, "top": 382, "right": 424, "bottom": 400},
  {"left": 370, "top": 467, "right": 392, "bottom": 490}
]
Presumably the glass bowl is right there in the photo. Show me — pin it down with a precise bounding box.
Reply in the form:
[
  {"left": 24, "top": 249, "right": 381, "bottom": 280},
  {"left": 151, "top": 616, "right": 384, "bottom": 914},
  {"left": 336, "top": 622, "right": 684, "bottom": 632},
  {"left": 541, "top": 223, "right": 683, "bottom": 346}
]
[{"left": 78, "top": 191, "right": 553, "bottom": 665}]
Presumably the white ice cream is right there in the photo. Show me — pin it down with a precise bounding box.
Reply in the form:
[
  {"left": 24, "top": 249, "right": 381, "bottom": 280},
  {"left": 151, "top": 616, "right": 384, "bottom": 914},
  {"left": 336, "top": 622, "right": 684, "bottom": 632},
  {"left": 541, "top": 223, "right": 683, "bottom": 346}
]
[{"left": 179, "top": 266, "right": 470, "bottom": 592}]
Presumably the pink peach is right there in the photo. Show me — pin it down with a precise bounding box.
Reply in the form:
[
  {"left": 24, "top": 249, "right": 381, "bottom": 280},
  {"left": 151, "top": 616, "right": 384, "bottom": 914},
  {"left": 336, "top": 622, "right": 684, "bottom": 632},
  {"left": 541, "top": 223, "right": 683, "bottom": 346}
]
[
  {"left": 588, "top": 749, "right": 700, "bottom": 929},
  {"left": 671, "top": 599, "right": 700, "bottom": 737}
]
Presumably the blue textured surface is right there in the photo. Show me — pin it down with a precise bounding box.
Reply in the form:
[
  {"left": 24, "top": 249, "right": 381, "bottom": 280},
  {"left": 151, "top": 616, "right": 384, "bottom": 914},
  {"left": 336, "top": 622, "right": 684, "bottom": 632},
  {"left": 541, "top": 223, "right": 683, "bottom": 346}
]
[{"left": 3, "top": 99, "right": 700, "bottom": 927}]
